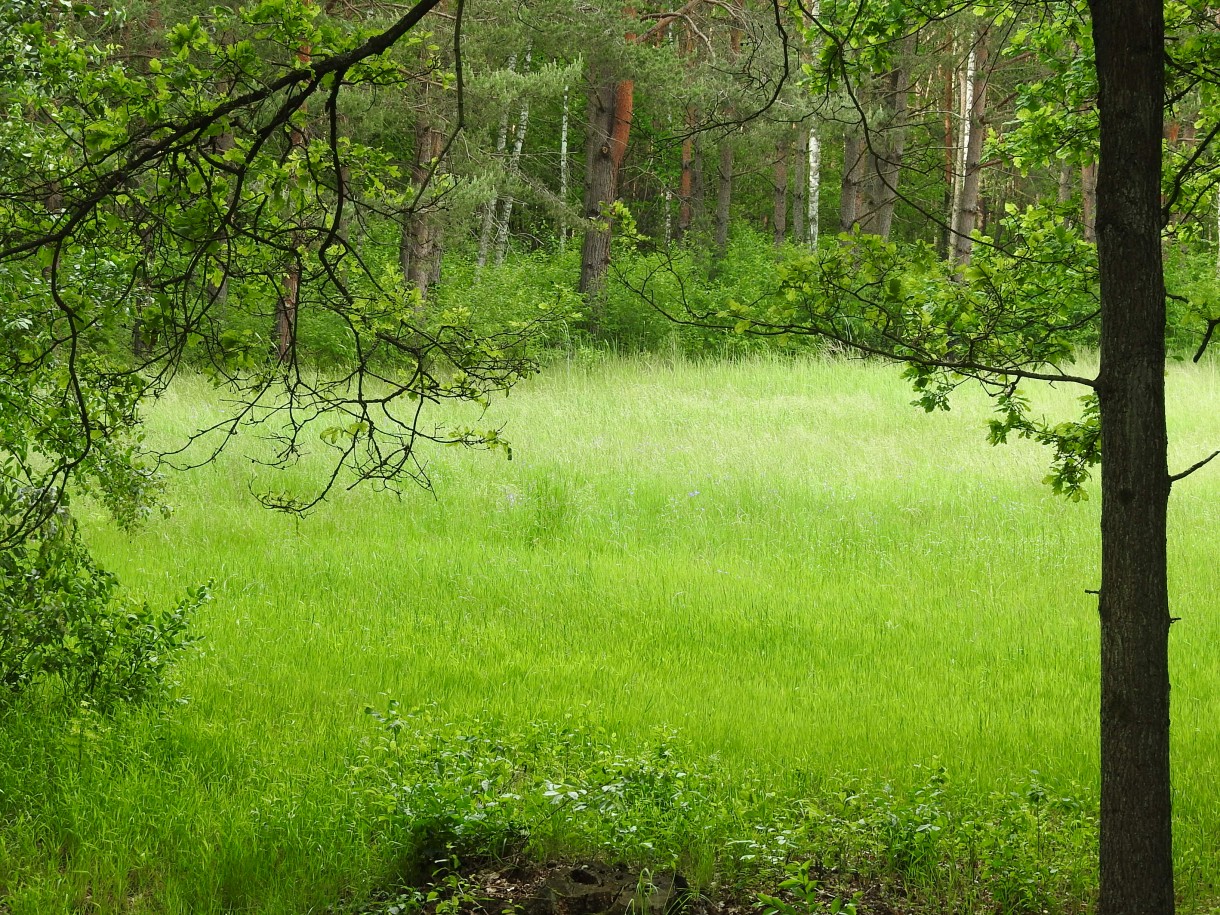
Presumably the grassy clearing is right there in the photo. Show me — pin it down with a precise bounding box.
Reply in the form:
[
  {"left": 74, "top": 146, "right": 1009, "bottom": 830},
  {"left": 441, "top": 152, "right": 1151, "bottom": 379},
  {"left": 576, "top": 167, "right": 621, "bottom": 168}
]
[{"left": 2, "top": 354, "right": 1218, "bottom": 912}]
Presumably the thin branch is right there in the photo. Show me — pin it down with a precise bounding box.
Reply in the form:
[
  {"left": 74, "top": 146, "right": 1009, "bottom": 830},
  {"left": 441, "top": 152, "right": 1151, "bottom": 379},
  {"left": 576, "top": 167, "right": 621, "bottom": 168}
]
[
  {"left": 1170, "top": 450, "right": 1220, "bottom": 484},
  {"left": 1193, "top": 317, "right": 1220, "bottom": 363}
]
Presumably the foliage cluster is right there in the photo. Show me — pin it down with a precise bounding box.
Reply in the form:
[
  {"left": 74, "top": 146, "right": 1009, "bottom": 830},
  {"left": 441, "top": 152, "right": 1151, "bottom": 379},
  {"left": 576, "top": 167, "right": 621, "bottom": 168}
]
[
  {"left": 0, "top": 508, "right": 204, "bottom": 710},
  {"left": 350, "top": 704, "right": 1099, "bottom": 915}
]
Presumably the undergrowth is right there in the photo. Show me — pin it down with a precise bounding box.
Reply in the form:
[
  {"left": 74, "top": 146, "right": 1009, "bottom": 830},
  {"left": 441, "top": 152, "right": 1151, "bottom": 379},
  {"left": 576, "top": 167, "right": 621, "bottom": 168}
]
[{"left": 349, "top": 703, "right": 1098, "bottom": 915}]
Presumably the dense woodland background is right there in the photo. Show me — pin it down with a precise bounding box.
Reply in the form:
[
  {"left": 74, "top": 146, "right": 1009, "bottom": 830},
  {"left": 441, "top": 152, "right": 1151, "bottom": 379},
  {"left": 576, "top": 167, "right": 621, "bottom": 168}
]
[{"left": 8, "top": 0, "right": 1219, "bottom": 370}]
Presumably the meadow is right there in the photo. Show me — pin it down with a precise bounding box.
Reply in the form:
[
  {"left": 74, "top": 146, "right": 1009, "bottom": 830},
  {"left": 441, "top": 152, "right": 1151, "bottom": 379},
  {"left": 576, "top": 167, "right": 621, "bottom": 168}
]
[{"left": 2, "top": 354, "right": 1218, "bottom": 913}]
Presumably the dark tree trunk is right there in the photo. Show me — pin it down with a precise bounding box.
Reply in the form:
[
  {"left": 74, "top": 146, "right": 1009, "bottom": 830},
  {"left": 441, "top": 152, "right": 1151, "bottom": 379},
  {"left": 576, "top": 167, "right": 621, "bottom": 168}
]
[
  {"left": 714, "top": 137, "right": 734, "bottom": 256},
  {"left": 839, "top": 134, "right": 865, "bottom": 232},
  {"left": 133, "top": 225, "right": 156, "bottom": 358},
  {"left": 1082, "top": 160, "right": 1098, "bottom": 243},
  {"left": 939, "top": 65, "right": 955, "bottom": 257},
  {"left": 859, "top": 37, "right": 913, "bottom": 240},
  {"left": 579, "top": 72, "right": 632, "bottom": 331},
  {"left": 276, "top": 264, "right": 298, "bottom": 364},
  {"left": 579, "top": 79, "right": 617, "bottom": 317},
  {"left": 1089, "top": 4, "right": 1174, "bottom": 914},
  {"left": 691, "top": 134, "right": 705, "bottom": 228},
  {"left": 772, "top": 137, "right": 789, "bottom": 247},
  {"left": 406, "top": 117, "right": 446, "bottom": 301},
  {"left": 793, "top": 126, "right": 808, "bottom": 245}
]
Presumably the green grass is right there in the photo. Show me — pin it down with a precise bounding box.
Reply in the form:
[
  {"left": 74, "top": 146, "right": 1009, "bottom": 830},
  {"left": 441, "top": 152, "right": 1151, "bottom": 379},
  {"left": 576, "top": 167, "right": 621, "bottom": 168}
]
[{"left": 3, "top": 354, "right": 1219, "bottom": 912}]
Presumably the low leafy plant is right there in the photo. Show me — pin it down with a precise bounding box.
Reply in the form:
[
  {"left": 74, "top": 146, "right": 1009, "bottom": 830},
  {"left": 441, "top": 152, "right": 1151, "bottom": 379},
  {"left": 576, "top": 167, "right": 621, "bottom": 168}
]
[
  {"left": 352, "top": 707, "right": 1099, "bottom": 914},
  {"left": 758, "top": 860, "right": 860, "bottom": 915},
  {"left": 0, "top": 503, "right": 205, "bottom": 710}
]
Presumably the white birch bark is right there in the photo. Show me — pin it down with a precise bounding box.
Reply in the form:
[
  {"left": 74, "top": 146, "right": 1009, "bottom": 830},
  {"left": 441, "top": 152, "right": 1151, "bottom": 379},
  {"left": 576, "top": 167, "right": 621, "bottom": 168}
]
[
  {"left": 806, "top": 0, "right": 822, "bottom": 248},
  {"left": 495, "top": 50, "right": 532, "bottom": 265},
  {"left": 559, "top": 85, "right": 570, "bottom": 248},
  {"left": 807, "top": 129, "right": 821, "bottom": 248},
  {"left": 952, "top": 27, "right": 988, "bottom": 266},
  {"left": 477, "top": 53, "right": 516, "bottom": 273},
  {"left": 949, "top": 41, "right": 975, "bottom": 252}
]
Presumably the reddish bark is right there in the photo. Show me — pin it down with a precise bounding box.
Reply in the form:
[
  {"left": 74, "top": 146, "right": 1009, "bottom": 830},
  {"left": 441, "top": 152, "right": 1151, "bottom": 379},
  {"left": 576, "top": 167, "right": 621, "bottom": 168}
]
[{"left": 678, "top": 129, "right": 694, "bottom": 236}]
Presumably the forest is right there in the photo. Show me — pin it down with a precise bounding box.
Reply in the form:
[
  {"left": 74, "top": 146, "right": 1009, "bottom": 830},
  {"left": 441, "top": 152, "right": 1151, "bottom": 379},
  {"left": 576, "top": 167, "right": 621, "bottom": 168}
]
[{"left": 1, "top": 0, "right": 1219, "bottom": 912}]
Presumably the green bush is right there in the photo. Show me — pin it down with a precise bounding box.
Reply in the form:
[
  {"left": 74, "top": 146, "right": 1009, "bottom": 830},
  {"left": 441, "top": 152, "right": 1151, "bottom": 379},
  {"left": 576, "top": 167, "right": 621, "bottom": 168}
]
[{"left": 0, "top": 502, "right": 204, "bottom": 710}]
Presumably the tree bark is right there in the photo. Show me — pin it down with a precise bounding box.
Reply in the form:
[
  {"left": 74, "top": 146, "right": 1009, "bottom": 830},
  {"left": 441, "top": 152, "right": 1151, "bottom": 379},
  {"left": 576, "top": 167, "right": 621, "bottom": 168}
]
[
  {"left": 1057, "top": 161, "right": 1073, "bottom": 205},
  {"left": 951, "top": 27, "right": 989, "bottom": 266},
  {"left": 276, "top": 32, "right": 311, "bottom": 363},
  {"left": 691, "top": 133, "right": 705, "bottom": 228},
  {"left": 857, "top": 35, "right": 913, "bottom": 240},
  {"left": 404, "top": 116, "right": 446, "bottom": 301},
  {"left": 807, "top": 128, "right": 822, "bottom": 248},
  {"left": 1082, "top": 160, "right": 1098, "bottom": 243},
  {"left": 793, "top": 126, "right": 808, "bottom": 245},
  {"left": 579, "top": 71, "right": 632, "bottom": 327},
  {"left": 713, "top": 4, "right": 742, "bottom": 258},
  {"left": 276, "top": 263, "right": 299, "bottom": 364},
  {"left": 948, "top": 33, "right": 974, "bottom": 255},
  {"left": 940, "top": 64, "right": 955, "bottom": 257},
  {"left": 1089, "top": 3, "right": 1174, "bottom": 914},
  {"left": 773, "top": 137, "right": 789, "bottom": 247},
  {"left": 679, "top": 129, "right": 694, "bottom": 239},
  {"left": 559, "top": 85, "right": 570, "bottom": 248},
  {"left": 495, "top": 67, "right": 531, "bottom": 266},
  {"left": 477, "top": 54, "right": 515, "bottom": 272},
  {"left": 840, "top": 134, "right": 865, "bottom": 232},
  {"left": 714, "top": 136, "right": 734, "bottom": 256}
]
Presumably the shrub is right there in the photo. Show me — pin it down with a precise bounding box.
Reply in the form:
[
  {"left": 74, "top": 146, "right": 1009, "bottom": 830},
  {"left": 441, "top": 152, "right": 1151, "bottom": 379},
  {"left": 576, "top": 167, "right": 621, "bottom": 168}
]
[{"left": 0, "top": 499, "right": 204, "bottom": 710}]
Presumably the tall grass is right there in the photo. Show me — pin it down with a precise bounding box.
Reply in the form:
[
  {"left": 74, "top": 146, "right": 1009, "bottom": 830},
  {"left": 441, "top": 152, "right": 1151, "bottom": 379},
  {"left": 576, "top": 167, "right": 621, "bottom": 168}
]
[{"left": 3, "top": 354, "right": 1218, "bottom": 912}]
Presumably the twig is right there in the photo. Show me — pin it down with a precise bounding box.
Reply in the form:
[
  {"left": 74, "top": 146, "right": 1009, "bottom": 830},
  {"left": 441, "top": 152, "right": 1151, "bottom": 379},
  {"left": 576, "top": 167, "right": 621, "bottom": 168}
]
[{"left": 1169, "top": 450, "right": 1220, "bottom": 484}]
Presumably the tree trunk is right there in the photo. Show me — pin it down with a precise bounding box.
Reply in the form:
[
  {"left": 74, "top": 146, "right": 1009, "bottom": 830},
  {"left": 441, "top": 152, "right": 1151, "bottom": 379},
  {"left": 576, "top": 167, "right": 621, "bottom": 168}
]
[
  {"left": 840, "top": 134, "right": 865, "bottom": 232},
  {"left": 952, "top": 28, "right": 989, "bottom": 266},
  {"left": 1082, "top": 160, "right": 1098, "bottom": 243},
  {"left": 1090, "top": 4, "right": 1174, "bottom": 914},
  {"left": 275, "top": 31, "right": 311, "bottom": 362},
  {"left": 130, "top": 0, "right": 162, "bottom": 359},
  {"left": 559, "top": 85, "right": 570, "bottom": 248},
  {"left": 678, "top": 109, "right": 696, "bottom": 239},
  {"left": 855, "top": 35, "right": 913, "bottom": 239},
  {"left": 714, "top": 137, "right": 734, "bottom": 256},
  {"left": 948, "top": 36, "right": 975, "bottom": 252},
  {"left": 276, "top": 264, "right": 299, "bottom": 364},
  {"left": 691, "top": 133, "right": 705, "bottom": 229},
  {"left": 579, "top": 72, "right": 632, "bottom": 327},
  {"left": 807, "top": 128, "right": 822, "bottom": 248},
  {"left": 406, "top": 116, "right": 445, "bottom": 301},
  {"left": 793, "top": 126, "right": 807, "bottom": 244},
  {"left": 1057, "top": 161, "right": 1073, "bottom": 204},
  {"left": 940, "top": 65, "right": 955, "bottom": 257},
  {"left": 477, "top": 54, "right": 515, "bottom": 272},
  {"left": 495, "top": 68, "right": 531, "bottom": 266},
  {"left": 772, "top": 137, "right": 789, "bottom": 247}
]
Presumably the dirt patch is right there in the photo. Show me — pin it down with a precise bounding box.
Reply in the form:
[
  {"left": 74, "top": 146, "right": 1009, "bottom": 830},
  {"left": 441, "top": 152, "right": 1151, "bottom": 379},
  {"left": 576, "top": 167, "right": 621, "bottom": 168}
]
[{"left": 350, "top": 857, "right": 909, "bottom": 915}]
